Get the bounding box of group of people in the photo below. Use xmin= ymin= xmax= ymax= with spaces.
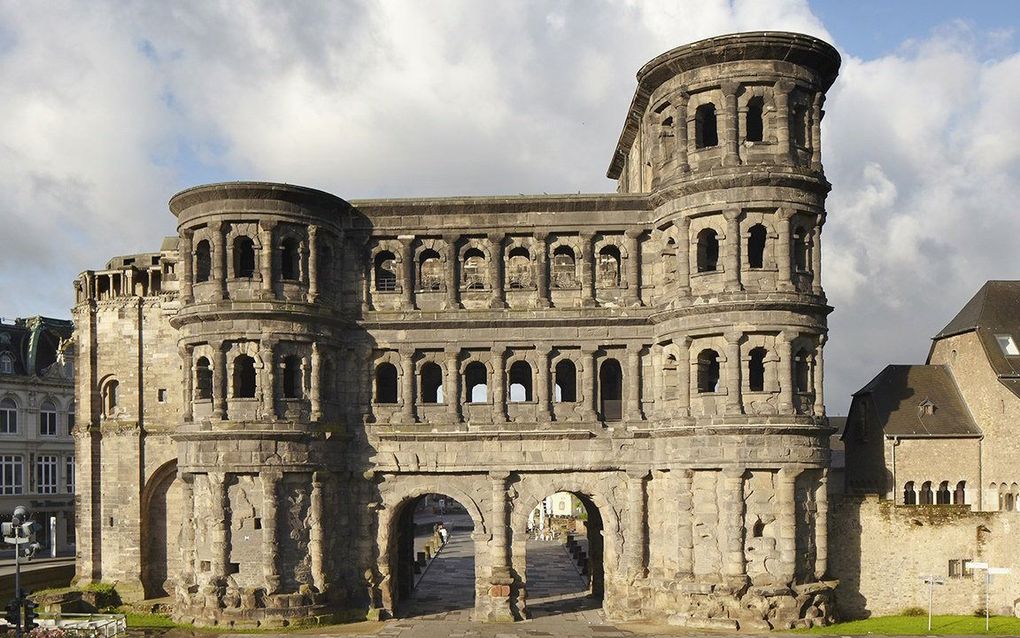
xmin=433 ymin=521 xmax=449 ymax=544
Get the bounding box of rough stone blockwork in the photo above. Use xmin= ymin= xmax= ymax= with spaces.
xmin=72 ymin=31 xmax=842 ymax=629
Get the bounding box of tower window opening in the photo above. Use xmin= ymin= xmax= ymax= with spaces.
xmin=554 ymin=359 xmax=577 ymax=403
xmin=465 ymin=361 xmax=488 ymax=403
xmin=319 ymin=244 xmax=333 ymax=289
xmin=419 ymin=249 xmax=443 ymax=291
xmin=281 ymin=237 xmax=301 ymax=281
xmin=234 ymin=236 xmax=256 ymax=278
xmin=791 ymin=101 xmax=809 ymax=147
xmin=551 ymin=246 xmax=576 ymax=288
xmin=919 ymin=481 xmax=934 ymax=505
xmin=463 ymin=248 xmax=487 ymax=290
xmin=746 ymin=97 xmax=764 ymax=142
xmin=794 ymin=348 xmax=811 ymax=393
xmin=936 ymin=481 xmax=951 ymax=505
xmin=195 ymin=356 xmax=213 ymax=400
xmin=101 ymin=379 xmax=119 ymax=417
xmin=792 ymin=227 xmax=809 ymax=272
xmin=748 ymin=224 xmax=767 ymax=269
xmin=508 ymin=360 xmax=533 ymax=402
xmin=697 ymin=349 xmax=720 ymax=393
xmin=233 ymin=355 xmax=256 ymax=398
xmin=195 ymin=240 xmax=211 ymax=283
xmin=507 ymin=247 xmax=532 ymax=290
xmin=420 ymin=362 xmax=444 ymax=404
xmin=953 ymin=481 xmax=966 ymax=505
xmin=375 ymin=251 xmax=397 ymax=292
xmin=599 ymin=358 xmax=622 ymax=421
xmin=597 ymin=245 xmax=621 ymax=288
xmin=903 ymin=481 xmax=917 ymax=505
xmin=748 ymin=347 xmax=767 ymax=392
xmin=697 ymin=228 xmax=719 ymax=273
xmin=695 ymin=103 xmax=718 ymax=148
xmin=282 ymin=355 xmax=303 ymax=399
xmin=375 ymin=363 xmax=398 ymax=404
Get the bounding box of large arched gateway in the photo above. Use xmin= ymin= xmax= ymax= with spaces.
xmin=72 ymin=31 xmax=840 ymax=630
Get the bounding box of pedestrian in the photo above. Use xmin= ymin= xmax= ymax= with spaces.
xmin=438 ymin=521 xmax=449 ymax=545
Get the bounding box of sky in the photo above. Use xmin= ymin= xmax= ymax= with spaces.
xmin=2 ymin=0 xmax=1020 ymax=414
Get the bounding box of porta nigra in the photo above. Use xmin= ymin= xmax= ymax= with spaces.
xmin=72 ymin=32 xmax=841 ymax=630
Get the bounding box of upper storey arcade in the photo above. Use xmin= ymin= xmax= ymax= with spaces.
xmin=607 ymin=32 xmax=841 ymax=194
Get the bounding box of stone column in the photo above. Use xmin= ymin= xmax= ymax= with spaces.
xmin=307 ymin=225 xmax=319 ymax=303
xmin=488 ymin=233 xmax=506 ymax=309
xmin=678 ymin=337 xmax=692 ymax=417
xmin=444 ymin=347 xmax=461 ymax=422
xmin=213 ymin=340 xmax=227 ymax=420
xmin=211 ymin=222 xmax=227 ymax=300
xmin=125 ymin=267 xmax=136 ymax=297
xmin=581 ymin=346 xmax=598 ymax=420
xmin=444 ymin=234 xmax=460 ymax=310
xmin=534 ymin=233 xmax=551 ymax=308
xmin=674 ymin=89 xmax=690 ymax=173
xmin=774 ymin=80 xmax=794 ymax=165
xmin=209 ymin=472 xmax=229 ymax=582
xmin=625 ymin=345 xmax=642 ymax=421
xmin=180 ymin=344 xmax=194 ymax=422
xmin=778 ymin=331 xmax=794 ymax=414
xmin=310 ymin=472 xmax=326 ymax=591
xmin=776 ymin=209 xmax=794 ymax=291
xmin=811 ymin=214 xmax=824 ymax=295
xmin=814 ymin=334 xmax=826 ymax=416
xmin=488 ymin=471 xmax=513 ymax=620
xmin=180 ymin=230 xmax=194 ymax=303
xmin=399 ymin=347 xmax=416 ymax=423
xmin=180 ymin=473 xmax=197 ymax=583
xmin=776 ymin=467 xmax=798 ymax=583
xmin=536 ymin=347 xmax=552 ymax=422
xmin=626 ymin=470 xmax=648 ymax=578
xmin=652 ymin=343 xmax=664 ymax=418
xmin=310 ymin=341 xmax=321 ymax=421
xmin=724 ymin=331 xmax=743 ymax=415
xmin=815 ymin=470 xmax=829 ymax=579
xmin=400 ymin=236 xmax=415 ymax=310
xmin=623 ymin=229 xmax=641 ymax=306
xmin=724 ymin=209 xmax=742 ymax=292
xmin=722 ymin=468 xmax=747 ymax=580
xmin=491 ymin=346 xmax=506 ymax=423
xmin=261 ymin=339 xmax=276 ymax=420
xmin=579 ymin=232 xmax=596 ymax=307
xmin=721 ymin=81 xmax=740 ymax=166
xmin=810 ymin=93 xmax=824 ymax=171
xmin=675 ymin=469 xmax=694 ymax=577
xmin=259 ymin=220 xmax=276 ymax=298
xmin=261 ymin=471 xmax=281 ymax=593
xmin=677 ymin=217 xmax=691 ymax=295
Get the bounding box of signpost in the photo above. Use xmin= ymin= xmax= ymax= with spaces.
xmin=921 ymin=574 xmax=944 ymax=631
xmin=2 ymin=506 xmax=42 ymax=638
xmin=965 ymin=561 xmax=1011 ymax=631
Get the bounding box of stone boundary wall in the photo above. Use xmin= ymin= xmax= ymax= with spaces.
xmin=830 ymin=495 xmax=1020 ymax=618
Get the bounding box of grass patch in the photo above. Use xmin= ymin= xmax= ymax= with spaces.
xmin=799 ymin=614 xmax=1020 ymax=635
xmin=122 ymin=611 xmax=181 ymax=629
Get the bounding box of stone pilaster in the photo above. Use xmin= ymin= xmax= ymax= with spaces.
xmin=623 ymin=229 xmax=641 ymax=306
xmin=180 ymin=230 xmax=194 ymax=303
xmin=536 ymin=346 xmax=552 ymax=422
xmin=722 ymin=468 xmax=747 ymax=580
xmin=534 ymin=232 xmax=551 ymax=308
xmin=776 ymin=208 xmax=794 ymax=291
xmin=213 ymin=340 xmax=227 ymax=420
xmin=261 ymin=471 xmax=281 ymax=593
xmin=180 ymin=472 xmax=197 ymax=585
xmin=444 ymin=347 xmax=461 ymax=422
xmin=399 ymin=347 xmax=416 ymax=424
xmin=491 ymin=346 xmax=506 ymax=423
xmin=211 ymin=222 xmax=227 ymax=300
xmin=261 ymin=339 xmax=276 ymax=420
xmin=625 ymin=345 xmax=642 ymax=421
xmin=678 ymin=337 xmax=692 ymax=417
xmin=776 ymin=467 xmax=798 ymax=583
xmin=814 ymin=334 xmax=826 ymax=416
xmin=724 ymin=331 xmax=743 ymax=415
xmin=721 ymin=81 xmax=740 ymax=166
xmin=677 ymin=217 xmax=691 ymax=295
xmin=815 ymin=470 xmax=828 ymax=579
xmin=487 ymin=471 xmax=514 ymax=621
xmin=724 ymin=209 xmax=742 ymax=292
xmin=444 ymin=234 xmax=460 ymax=310
xmin=581 ymin=346 xmax=598 ymax=421
xmin=399 ymin=236 xmax=414 ymax=310
xmin=626 ymin=470 xmax=648 ymax=578
xmin=488 ymin=233 xmax=506 ymax=309
xmin=675 ymin=469 xmax=694 ymax=577
xmin=674 ymin=89 xmax=690 ymax=173
xmin=307 ymin=225 xmax=319 ymax=303
xmin=310 ymin=472 xmax=325 ymax=591
xmin=811 ymin=214 xmax=824 ymax=295
xmin=310 ymin=341 xmax=321 ymax=421
xmin=778 ymin=331 xmax=794 ymax=414
xmin=811 ymin=93 xmax=824 ymax=171
xmin=775 ymin=80 xmax=794 ymax=164
xmin=209 ymin=472 xmax=229 ymax=583
xmin=259 ymin=220 xmax=276 ymax=298
xmin=579 ymin=232 xmax=596 ymax=307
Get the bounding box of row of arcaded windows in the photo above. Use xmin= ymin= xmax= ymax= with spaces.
xmin=902 ymin=480 xmax=967 ymax=506
xmin=692 ymin=347 xmax=814 ymax=393
xmin=192 ymin=354 xmax=306 ymax=401
xmin=373 ymin=245 xmax=623 ymax=293
xmin=194 ymin=236 xmax=331 ymax=285
xmin=691 ymin=96 xmax=809 ymax=150
xmin=992 ymin=482 xmax=1019 ymax=511
xmin=695 ymin=224 xmax=810 ymax=273
xmin=374 ymin=358 xmax=623 ymax=419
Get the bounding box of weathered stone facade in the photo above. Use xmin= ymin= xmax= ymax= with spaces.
xmin=72 ymin=32 xmax=840 ymax=629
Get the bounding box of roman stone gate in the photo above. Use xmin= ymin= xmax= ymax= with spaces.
xmin=72 ymin=32 xmax=840 ymax=630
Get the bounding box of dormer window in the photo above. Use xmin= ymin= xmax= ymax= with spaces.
xmin=995 ymin=334 xmax=1019 ymax=356
xmin=0 ymin=353 xmax=13 ymax=375
xmin=918 ymin=399 xmax=936 ymax=416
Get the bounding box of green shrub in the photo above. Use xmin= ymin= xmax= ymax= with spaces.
xmin=82 ymin=582 xmax=121 ymax=610
xmin=902 ymin=606 xmax=926 ymax=617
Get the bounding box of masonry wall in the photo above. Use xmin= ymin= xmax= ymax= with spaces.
xmin=830 ymin=495 xmax=1020 ymax=618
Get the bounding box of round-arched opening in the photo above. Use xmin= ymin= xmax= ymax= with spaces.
xmin=696 ymin=228 xmax=719 ymax=272
xmin=524 ymin=491 xmax=604 ymax=618
xmin=465 ymin=361 xmax=488 ymax=403
xmin=419 ymin=249 xmax=443 ymax=291
xmin=391 ymin=493 xmax=476 ymax=619
xmin=375 ymin=362 xmax=398 ymax=404
xmin=599 ymin=358 xmax=622 ymax=421
xmin=233 ymin=236 xmax=256 ymax=278
xmin=375 ymin=251 xmax=398 ymax=292
xmin=508 ymin=360 xmax=533 ymax=402
xmin=233 ymin=355 xmax=256 ymax=399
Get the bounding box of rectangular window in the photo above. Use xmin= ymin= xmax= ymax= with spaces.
xmin=157 ymin=389 xmax=167 ymax=403
xmin=948 ymin=558 xmax=974 ymax=579
xmin=67 ymin=413 xmax=75 ymax=434
xmin=40 ymin=410 xmax=57 ymax=436
xmin=0 ymin=405 xmax=16 ymax=434
xmin=0 ymin=455 xmax=23 ymax=495
xmin=995 ymin=334 xmax=1019 ymax=356
xmin=36 ymin=455 xmax=57 ymax=495
xmin=65 ymin=456 xmax=75 ymax=493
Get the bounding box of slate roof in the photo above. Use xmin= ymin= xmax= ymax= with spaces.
xmin=851 ymin=364 xmax=981 ymax=437
xmin=0 ymin=316 xmax=73 ymax=377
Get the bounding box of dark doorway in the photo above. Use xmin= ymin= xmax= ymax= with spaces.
xmin=393 ymin=493 xmax=475 ymax=619
xmin=525 ymin=491 xmax=604 ymax=618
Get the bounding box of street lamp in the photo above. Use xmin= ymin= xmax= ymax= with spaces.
xmin=965 ymin=561 xmax=1012 ymax=632
xmin=2 ymin=505 xmax=42 ymax=638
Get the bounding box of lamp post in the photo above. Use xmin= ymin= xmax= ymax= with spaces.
xmin=921 ymin=574 xmax=944 ymax=632
xmin=965 ymin=562 xmax=1012 ymax=632
xmin=2 ymin=505 xmax=42 ymax=638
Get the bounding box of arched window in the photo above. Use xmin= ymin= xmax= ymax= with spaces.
xmin=194 ymin=240 xmax=211 ymax=283
xmin=998 ymin=483 xmax=1008 ymax=511
xmin=234 ymin=236 xmax=256 ymax=278
xmin=748 ymin=224 xmax=767 ymax=269
xmin=39 ymin=400 xmax=57 ymax=436
xmin=599 ymin=359 xmax=622 ymax=421
xmin=794 ymin=348 xmax=811 ymax=394
xmin=919 ymin=481 xmax=934 ymax=505
xmin=319 ymin=244 xmax=333 ymax=290
xmin=507 ymin=247 xmax=532 ymax=290
xmin=663 ymin=353 xmax=678 ymax=399
xmin=418 ymin=249 xmax=443 ymax=291
xmin=936 ymin=481 xmax=951 ymax=505
xmin=195 ymin=356 xmax=213 ymax=400
xmin=695 ymin=103 xmax=718 ymax=148
xmin=101 ymin=379 xmax=119 ymax=418
xmin=233 ymin=355 xmax=256 ymax=398
xmin=0 ymin=398 xmax=17 ymax=433
xmin=597 ymin=246 xmax=621 ymax=288
xmin=555 ymin=359 xmax=577 ymax=403
xmin=508 ymin=361 xmax=533 ymax=402
xmin=463 ymin=248 xmax=487 ymax=290
xmin=375 ymin=251 xmax=397 ymax=292
xmin=375 ymin=363 xmax=398 ymax=404
xmin=465 ymin=361 xmax=488 ymax=403
xmin=953 ymin=481 xmax=966 ymax=505
xmin=420 ymin=362 xmax=444 ymax=404
xmin=552 ymin=246 xmax=576 ymax=288
xmin=697 ymin=349 xmax=720 ymax=393
xmin=281 ymin=237 xmax=301 ymax=281
xmin=282 ymin=355 xmax=303 ymax=399
xmin=792 ymin=226 xmax=809 ymax=272
xmin=748 ymin=347 xmax=767 ymax=392
xmin=0 ymin=353 xmax=14 ymax=374
xmin=791 ymin=101 xmax=809 ymax=147
xmin=903 ymin=481 xmax=917 ymax=505
xmin=696 ymin=229 xmax=719 ymax=273
xmin=746 ymin=96 xmax=765 ymax=142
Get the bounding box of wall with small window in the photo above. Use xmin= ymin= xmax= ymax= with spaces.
xmin=689 ymin=336 xmax=729 ymax=417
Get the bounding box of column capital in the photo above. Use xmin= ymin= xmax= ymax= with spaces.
xmin=489 ymin=470 xmax=511 ymax=482
xmin=817 ymin=333 xmax=828 ymax=347
xmin=626 ymin=468 xmax=649 ymax=481
xmin=398 ymin=346 xmax=415 ymax=358
xmin=724 ymin=330 xmax=743 ymax=345
xmin=208 ymin=220 xmax=224 ymax=233
xmin=778 ymin=329 xmax=797 ymax=343
xmin=581 ymin=344 xmax=598 ymax=356
xmin=444 ymin=345 xmax=460 ymax=357
xmin=181 ymin=228 xmax=195 ymax=240
xmin=443 ymin=232 xmax=460 ymax=245
xmin=487 ymin=232 xmax=504 ymax=245
xmin=308 ymin=224 xmax=319 ymax=238
xmin=775 ymin=78 xmax=796 ymax=94
xmin=719 ymin=80 xmax=740 ymax=97
xmin=776 ymin=207 xmax=795 ymax=221
xmin=534 ymin=231 xmax=549 ymax=242
xmin=723 ymin=466 xmax=747 ymax=480
xmin=259 ymin=219 xmax=278 ymax=232
xmin=490 ymin=345 xmax=506 ymax=358
xmin=624 ymin=228 xmax=642 ymax=240
xmin=723 ymin=208 xmax=742 ymax=223
xmin=669 ymin=86 xmax=691 ymax=102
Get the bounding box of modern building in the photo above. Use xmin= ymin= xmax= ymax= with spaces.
xmin=0 ymin=316 xmax=75 ymax=554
